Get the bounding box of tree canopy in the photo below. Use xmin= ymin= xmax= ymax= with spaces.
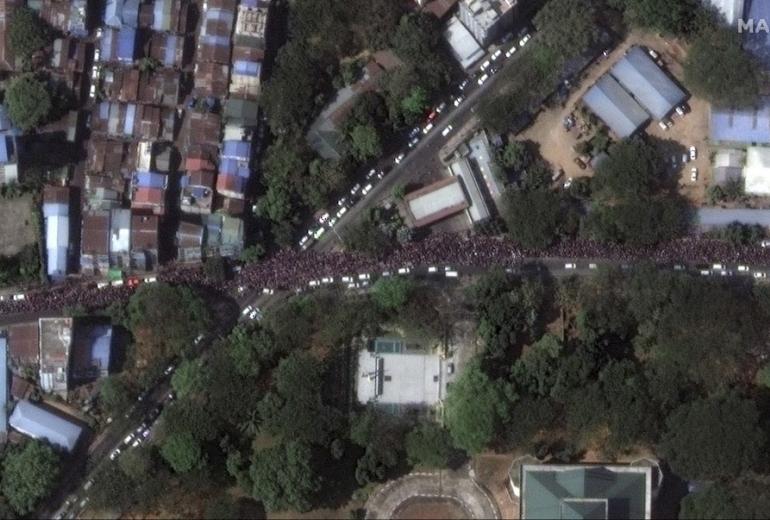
xmin=4 ymin=75 xmax=52 ymax=132
xmin=534 ymin=0 xmax=598 ymax=58
xmin=247 ymin=442 xmax=321 ymax=512
xmin=7 ymin=7 xmax=52 ymax=63
xmin=1 ymin=440 xmax=60 ymax=515
xmin=405 ymin=422 xmax=454 ymax=468
xmin=161 ymin=431 xmax=204 ymax=473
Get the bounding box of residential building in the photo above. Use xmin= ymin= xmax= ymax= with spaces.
xmin=92 ymin=102 xmax=175 ymax=141
xmin=130 ymin=213 xmax=160 ymax=270
xmin=742 ymin=146 xmax=770 ymax=195
xmin=180 ymin=170 xmax=215 ymax=214
xmin=197 ymin=1 xmax=236 ymax=65
xmin=610 ymin=46 xmax=687 ymax=121
xmin=743 ymin=0 xmax=770 ymax=68
xmin=583 ymin=75 xmax=650 ymax=139
xmin=512 ymin=461 xmax=656 ymax=519
xmin=457 ymin=0 xmax=517 ymax=48
xmin=448 ymin=158 xmax=491 ymax=223
xmin=710 ymin=97 xmax=770 ymax=145
xmin=149 ymin=32 xmax=188 ymax=68
xmin=356 ymin=337 xmax=447 ymax=411
xmin=80 ymin=211 xmax=111 ymax=275
xmin=130 ymin=170 xmax=168 ymax=215
xmin=186 ymin=113 xmax=222 ymax=148
xmin=110 ymin=208 xmax=131 ymax=268
xmin=40 ymin=0 xmax=88 ymax=38
xmin=43 ymin=185 xmax=71 ymax=281
xmin=152 ymin=0 xmax=191 ymax=33
xmin=405 ymin=177 xmax=470 ymax=228
xmin=223 ymin=98 xmax=260 ymax=127
xmin=216 ymin=140 xmax=251 ymax=200
xmin=176 ymin=220 xmax=204 ymax=263
xmin=204 ymin=213 xmax=243 ymax=257
xmin=100 ymin=27 xmax=139 ymax=64
xmin=71 ymin=323 xmax=112 ymax=381
xmin=444 ymin=15 xmax=485 ymax=69
xmin=39 ymin=317 xmax=73 ymax=396
xmin=194 ymin=61 xmax=231 ymax=98
xmin=7 ymin=322 xmax=39 ymax=368
xmin=9 ymin=400 xmax=82 ymax=452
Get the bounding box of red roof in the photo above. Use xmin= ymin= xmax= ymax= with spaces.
xmin=133 ymin=187 xmax=164 ymax=205
xmin=186 ymin=157 xmax=216 ymax=172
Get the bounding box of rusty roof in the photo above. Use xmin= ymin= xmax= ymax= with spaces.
xmin=131 ymin=213 xmax=159 ymax=250
xmin=7 ymin=322 xmax=39 ymax=365
xmin=81 ymin=211 xmax=110 ymax=255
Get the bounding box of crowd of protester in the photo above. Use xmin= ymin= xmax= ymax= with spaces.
xmin=3 ymin=234 xmax=770 ymax=316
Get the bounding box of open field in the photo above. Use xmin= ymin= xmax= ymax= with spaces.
xmin=393 ymin=497 xmax=469 ymax=519
xmin=0 ymin=195 xmax=38 ymax=257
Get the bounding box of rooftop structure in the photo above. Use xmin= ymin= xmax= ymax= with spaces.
xmin=92 ymin=102 xmax=174 ymax=141
xmin=743 ymin=146 xmax=770 ymax=195
xmin=81 ymin=211 xmax=111 ymax=275
xmin=0 ymin=134 xmax=19 ymax=184
xmin=39 ymin=317 xmax=73 ymax=396
xmin=516 ymin=463 xmax=652 ymax=519
xmin=698 ymin=207 xmax=770 ymax=229
xmin=224 ymin=98 xmax=260 ymax=127
xmin=131 ymin=170 xmax=168 ymax=215
xmin=149 ymin=32 xmax=188 ymax=68
xmin=110 ymin=208 xmax=131 ymax=267
xmin=130 ymin=213 xmax=159 ymax=270
xmin=583 ymin=75 xmax=650 ymax=139
xmin=194 ymin=61 xmax=231 ymax=98
xmin=100 ymin=27 xmax=139 ymax=64
xmin=405 ymin=177 xmax=470 ymax=228
xmin=457 ymin=0 xmax=517 ymax=48
xmin=9 ymin=400 xmax=82 ymax=452
xmin=712 ymin=148 xmax=746 ymax=186
xmin=40 ymin=0 xmax=88 ymax=38
xmin=448 ymin=158 xmax=491 ymax=222
xmin=356 ymin=338 xmax=446 ymax=410
xmin=180 ymin=170 xmax=215 ymax=214
xmin=176 ymin=220 xmax=204 ymax=263
xmin=444 ymin=15 xmax=485 ymax=69
xmin=197 ymin=4 xmax=236 ymax=65
xmin=610 ymin=46 xmax=687 ymax=121
xmin=42 ymin=186 xmax=71 ymax=280
xmin=152 ymin=0 xmax=190 ymax=33
xmin=465 ymin=130 xmax=505 ymax=201
xmin=204 ymin=213 xmax=243 ymax=257
xmin=710 ymin=98 xmax=770 ymax=144
xmin=7 ymin=322 xmax=39 ymax=367
xmin=71 ymin=324 xmax=112 ymax=381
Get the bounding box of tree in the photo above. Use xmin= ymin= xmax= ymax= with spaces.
xmin=127 ymin=283 xmax=211 ymax=367
xmin=680 ymin=483 xmax=741 ymax=520
xmin=228 ymin=325 xmax=281 ymax=378
xmin=258 ymin=352 xmax=339 ymax=445
xmin=203 ymin=255 xmax=227 ymax=283
xmin=400 ymin=86 xmax=429 ymax=122
xmin=371 ymin=277 xmax=413 ymax=311
xmin=4 ymin=75 xmax=52 ymax=132
xmin=534 ymin=0 xmax=597 ymax=58
xmin=497 ymin=141 xmax=532 ymax=172
xmin=350 ymin=408 xmax=405 ymax=485
xmin=344 ymin=218 xmax=393 ymax=257
xmin=621 ymin=0 xmax=699 ymax=35
xmin=248 ymin=442 xmax=321 ymax=512
xmin=511 ymin=334 xmax=564 ymax=397
xmin=348 ymin=124 xmax=382 ymax=161
xmin=501 ymin=188 xmax=563 ymax=249
xmin=582 ymin=196 xmax=690 ymax=246
xmin=444 ymin=360 xmax=510 ymax=454
xmin=405 ymin=422 xmax=454 ymax=468
xmin=354 ymin=0 xmax=404 ymax=49
xmin=161 ymin=431 xmax=204 ymax=473
xmin=684 ymin=27 xmax=759 ymax=108
xmin=592 ymin=140 xmax=662 ymax=200
xmin=1 ymin=440 xmax=60 ymax=515
xmin=118 ymin=447 xmax=154 ymax=482
xmin=99 ymin=375 xmax=133 ymax=416
xmin=7 ymin=7 xmax=52 ymax=63
xmin=660 ymin=393 xmax=765 ymax=480
xmin=171 ymin=359 xmax=208 ymax=399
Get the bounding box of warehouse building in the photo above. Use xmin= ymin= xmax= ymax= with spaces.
xmin=405 ymin=177 xmax=470 ymax=228
xmin=582 ymin=75 xmax=649 ymax=139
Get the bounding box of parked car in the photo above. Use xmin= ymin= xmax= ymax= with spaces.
xmin=689 ymin=146 xmax=697 ymax=160
xmin=422 ymin=122 xmax=434 ymax=134
xmin=441 ymin=125 xmax=453 ymax=137
xmin=362 ymin=183 xmax=373 ymax=196
xmin=491 ymin=49 xmax=503 ymax=60
xmin=573 ymin=157 xmax=587 ymax=170
xmin=477 ymin=73 xmax=489 ymax=86
xmin=505 ymin=46 xmax=517 ymax=58
xmin=350 ymin=183 xmax=362 ymax=196
xmin=458 ymin=79 xmax=470 ymax=91
xmin=394 ymin=153 xmax=405 ymax=165
xmin=480 ymin=59 xmax=491 ymax=70
xmin=564 ymin=263 xmax=577 ymax=270
xmin=452 ymin=95 xmax=464 ymax=107
xmin=690 ymin=167 xmax=698 ymax=182
xmin=519 ymin=33 xmax=531 ymax=46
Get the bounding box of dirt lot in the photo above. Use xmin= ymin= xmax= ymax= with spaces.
xmin=393 ymin=497 xmax=469 ymax=519
xmin=0 ymin=194 xmax=38 ymax=257
xmin=518 ymin=31 xmax=710 ymax=205
xmin=472 ymin=453 xmax=519 ymax=519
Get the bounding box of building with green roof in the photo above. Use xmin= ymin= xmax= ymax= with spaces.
xmin=517 ymin=464 xmax=652 ymax=519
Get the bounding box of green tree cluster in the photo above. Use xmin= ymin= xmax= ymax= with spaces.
xmin=1 ymin=441 xmax=60 ymax=515
xmin=4 ymin=75 xmax=53 ymax=132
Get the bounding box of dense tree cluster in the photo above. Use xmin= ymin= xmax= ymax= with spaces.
xmin=1 ymin=440 xmax=60 ymax=515
xmin=4 ymin=75 xmax=53 ymax=132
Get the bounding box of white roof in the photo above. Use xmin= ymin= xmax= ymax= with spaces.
xmin=45 ymin=213 xmax=69 ymax=278
xmin=706 ymin=0 xmax=744 ymax=25
xmin=444 ymin=16 xmax=485 ymax=70
xmin=110 ymin=208 xmax=131 ymax=254
xmin=744 ymin=146 xmax=770 ymax=194
xmin=449 ymin=158 xmax=490 ymax=222
xmin=9 ymin=400 xmax=82 ymax=452
xmin=356 ymin=349 xmax=444 ymax=406
xmin=407 ymin=178 xmax=468 ymax=224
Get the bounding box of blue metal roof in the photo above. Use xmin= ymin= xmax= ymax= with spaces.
xmin=744 ymin=0 xmax=770 ymax=67
xmin=9 ymin=400 xmax=82 ymax=452
xmin=206 ymin=8 xmax=235 ymax=26
xmin=233 ymin=60 xmax=261 ymax=76
xmin=219 ymin=158 xmax=250 ymax=178
xmin=583 ymin=75 xmax=649 ymax=138
xmin=711 ymin=98 xmax=770 ymax=144
xmin=162 ymin=35 xmax=178 ymax=67
xmin=123 ymin=0 xmax=140 ymax=27
xmin=610 ymin=46 xmax=686 ymax=120
xmin=104 ymin=0 xmax=124 ymax=28
xmin=201 ymin=34 xmax=230 ymax=47
xmin=117 ymin=28 xmax=137 ymax=62
xmin=222 ymin=140 xmax=251 ymax=160
xmin=124 ymin=104 xmax=137 ymax=136
xmin=100 ymin=29 xmax=115 ymax=61
xmin=0 ymin=337 xmax=7 ymax=434
xmin=0 ymin=137 xmax=8 ymax=163
xmin=134 ymin=171 xmax=167 ymax=189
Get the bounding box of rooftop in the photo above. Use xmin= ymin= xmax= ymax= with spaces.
xmin=9 ymin=400 xmax=82 ymax=452
xmin=405 ymin=177 xmax=470 ymax=228
xmin=583 ymin=75 xmax=649 ymax=139
xmin=710 ymin=98 xmax=770 ymax=144
xmin=39 ymin=317 xmax=73 ymax=395
xmin=7 ymin=322 xmax=39 ymax=366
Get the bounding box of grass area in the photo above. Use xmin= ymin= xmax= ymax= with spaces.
xmin=0 ymin=194 xmax=38 ymax=256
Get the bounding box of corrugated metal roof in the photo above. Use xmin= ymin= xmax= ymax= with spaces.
xmin=100 ymin=29 xmax=115 ymax=61
xmin=0 ymin=337 xmax=7 ymax=433
xmin=711 ymin=98 xmax=770 ymax=144
xmin=133 ymin=170 xmax=167 ymax=189
xmin=583 ymin=75 xmax=649 ymax=139
xmin=104 ymin=0 xmax=124 ymax=28
xmin=117 ymin=28 xmax=137 ymax=62
xmin=0 ymin=137 xmax=7 ymax=163
xmin=233 ymin=59 xmax=261 ymax=76
xmin=124 ymin=103 xmax=137 ymax=137
xmin=610 ymin=46 xmax=686 ymax=121
xmin=123 ymin=0 xmax=140 ymax=27
xmin=222 ymin=140 xmax=251 ymax=160
xmin=9 ymin=400 xmax=82 ymax=452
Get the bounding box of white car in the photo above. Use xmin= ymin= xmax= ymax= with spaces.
xmin=336 ymin=206 xmax=347 ymax=219
xmin=12 ymin=293 xmax=24 ymax=301
xmin=673 ymin=264 xmax=685 ymax=271
xmin=762 ymin=239 xmax=770 ymax=248
xmin=658 ymin=121 xmax=668 ymax=131
xmin=648 ymin=48 xmax=659 ymax=59
xmin=299 ymin=235 xmax=310 ymax=249
xmin=164 ymin=363 xmax=175 ymax=375
xmin=505 ymin=46 xmax=517 ymax=58
xmin=144 ymin=276 xmax=157 ymax=283
xmin=89 ymin=84 xmax=96 ymax=98
xmin=350 ymin=183 xmax=362 ymax=196
xmin=690 ymin=167 xmax=698 ymax=182
xmin=328 ymin=216 xmax=338 ymax=227
xmin=428 ymin=266 xmax=438 ymax=273
xmin=422 ymin=122 xmax=434 ymax=135
xmin=738 ymin=265 xmax=750 ymax=272
xmin=435 ymin=102 xmax=447 ymax=114
xmin=341 ymin=276 xmax=352 ymax=283
xmin=675 ymin=106 xmax=686 ymax=117
xmin=491 ymin=49 xmax=503 ymax=60
xmin=242 ymin=305 xmax=253 ymax=316
xmin=309 ymin=280 xmax=319 ymax=287
xmin=445 ymin=270 xmax=459 ymax=278
xmin=94 ymin=47 xmax=101 ymax=62
xmin=109 ymin=448 xmax=121 ymax=460
xmin=96 ymin=282 xmax=109 ymax=289
xmin=366 ymin=168 xmax=378 ymax=181
xmin=458 ymin=79 xmax=470 ymax=91
xmin=408 ymin=136 xmax=420 ymax=148
xmin=394 ymin=153 xmax=405 ymax=165
xmin=123 ymin=434 xmax=135 ymax=445
xmin=381 ymin=271 xmax=391 ymax=277
xmin=452 ymin=95 xmax=464 ymax=107
xmin=477 ymin=73 xmax=489 ymax=86
xmin=565 ymin=263 xmax=577 ymax=270
xmin=712 ymin=263 xmax=723 ymax=270
xmin=358 ymin=273 xmax=371 ymax=281
xmin=362 ymin=183 xmax=373 ymax=196
xmin=262 ymin=288 xmax=274 ymax=295
xmin=312 ymin=227 xmax=325 ymax=240
xmin=318 ymin=212 xmax=330 ymax=225
xmin=563 ymin=177 xmax=573 ymax=189
xmin=754 ymin=271 xmax=767 ymax=279
xmin=321 ymin=277 xmax=333 ymax=284
xmin=588 ymin=263 xmax=598 ymax=270
xmin=441 ymin=125 xmax=453 ymax=137
xmin=689 ymin=146 xmax=697 ymax=160
xmin=700 ymin=270 xmax=711 ymax=276
xmin=91 ymin=65 xmax=99 ymax=80
xmin=519 ymin=34 xmax=531 ymax=46
xmin=480 ymin=59 xmax=491 ymax=70
xmin=398 ymin=267 xmax=411 ymax=275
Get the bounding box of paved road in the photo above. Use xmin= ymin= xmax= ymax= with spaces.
xmin=365 ymin=467 xmax=499 ymax=520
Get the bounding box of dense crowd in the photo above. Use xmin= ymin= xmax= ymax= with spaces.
xmin=3 ymin=234 xmax=770 ymax=316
